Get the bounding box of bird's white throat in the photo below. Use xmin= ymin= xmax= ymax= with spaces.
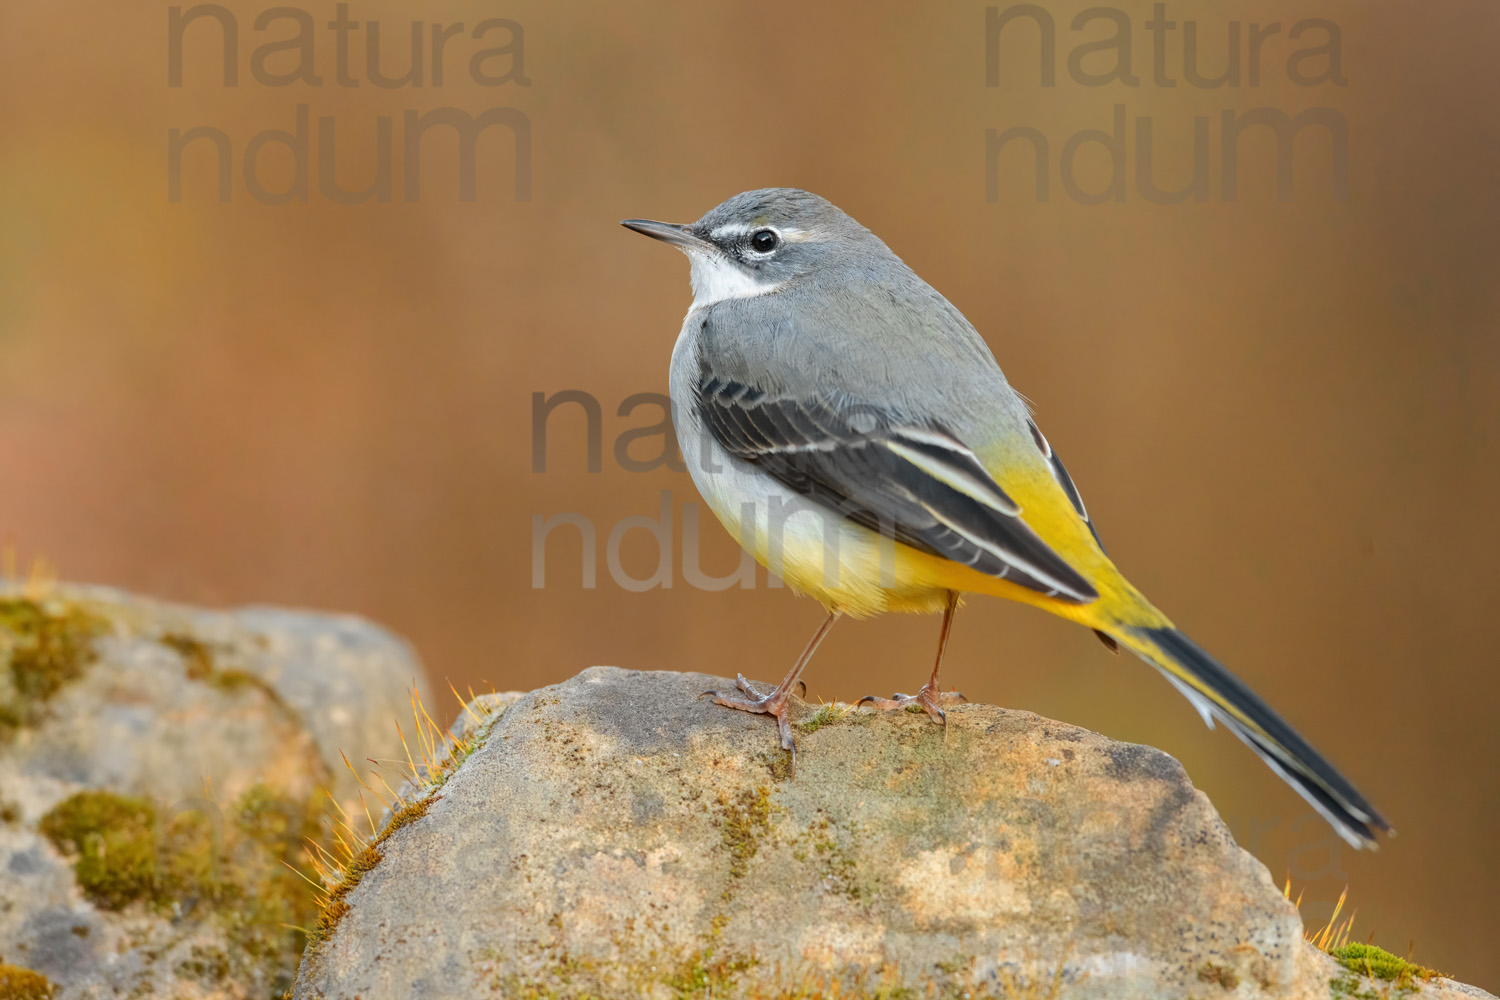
xmin=687 ymin=250 xmax=782 ymax=310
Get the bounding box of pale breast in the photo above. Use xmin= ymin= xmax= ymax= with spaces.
xmin=668 ymin=317 xmax=946 ymax=614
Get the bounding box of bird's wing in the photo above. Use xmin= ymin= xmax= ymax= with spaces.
xmin=693 ymin=374 xmax=1098 ymax=603
xmin=1024 ymin=418 xmax=1108 ymax=555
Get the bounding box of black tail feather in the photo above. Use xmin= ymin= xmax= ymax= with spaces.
xmin=1129 ymin=626 xmax=1392 ymax=848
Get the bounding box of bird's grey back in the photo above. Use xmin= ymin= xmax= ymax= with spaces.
xmin=689 ymin=200 xmax=1032 ymax=444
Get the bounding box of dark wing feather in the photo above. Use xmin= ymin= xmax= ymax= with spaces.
xmin=694 ymin=377 xmax=1098 ymax=603
xmin=1027 ymin=419 xmax=1107 ymax=554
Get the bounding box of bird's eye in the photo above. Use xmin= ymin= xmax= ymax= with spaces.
xmin=750 ymin=229 xmax=780 ymax=253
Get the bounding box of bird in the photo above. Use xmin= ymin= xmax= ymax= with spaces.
xmin=621 ymin=188 xmax=1391 ymax=849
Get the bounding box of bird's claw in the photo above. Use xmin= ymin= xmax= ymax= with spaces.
xmin=701 ymin=678 xmax=801 ymax=756
xmin=733 ymin=674 xmax=765 ymax=698
xmin=857 ymin=685 xmax=966 ymax=726
xmin=777 ymin=713 xmax=797 ymax=753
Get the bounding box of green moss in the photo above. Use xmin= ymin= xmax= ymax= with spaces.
xmin=0 ymin=597 xmax=105 ymax=729
xmin=0 ymin=964 xmax=59 ymax=1000
xmin=39 ymin=790 xmax=158 ymax=908
xmin=310 ymin=845 xmax=376 ymax=944
xmin=444 ymin=727 xmax=485 ymax=775
xmin=663 ymin=945 xmax=755 ymax=998
xmin=237 ymin=782 xmax=293 ymax=845
xmin=716 ymin=786 xmax=774 ymax=881
xmin=481 ymin=930 xmax=1042 ymax=1000
xmin=1330 ymin=972 xmax=1384 ymax=1000
xmin=1196 ymin=962 xmax=1240 ymax=990
xmin=210 ymin=667 xmax=261 ymax=693
xmin=308 ymin=794 xmax=437 ymax=947
xmin=765 ymin=750 xmax=795 ymax=782
xmin=160 ymin=632 xmax=214 ymax=680
xmin=812 ymin=827 xmax=863 ymax=900
xmin=383 ymin=794 xmax=437 ymax=837
xmin=304 ymin=695 xmax=511 ymax=964
xmin=483 ymin=944 xmax=606 ymax=1000
xmin=797 ymin=702 xmax=852 ymax=734
xmin=38 ymin=790 xmax=244 ymax=910
xmin=175 ymin=944 xmax=230 ymax=983
xmin=159 ymin=631 xmax=282 ymax=701
xmin=1329 ymin=943 xmax=1437 ymax=988
xmin=39 ymin=785 xmax=327 ymax=988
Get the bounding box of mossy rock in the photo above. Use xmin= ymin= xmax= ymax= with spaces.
xmin=293 ymin=667 xmax=1301 ymax=999
xmin=0 ymin=964 xmax=59 ymax=1000
xmin=0 ymin=582 xmax=433 ymax=1000
xmin=38 ymin=791 xmax=159 ymax=910
xmin=34 ymin=785 xmax=327 ymax=988
xmin=1328 ymin=942 xmax=1439 ymax=990
xmin=0 ymin=596 xmax=105 ymax=730
xmin=293 ymin=668 xmax=1498 ymax=1000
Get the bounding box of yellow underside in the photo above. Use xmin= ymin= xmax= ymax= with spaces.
xmin=723 ymin=443 xmax=1173 ymax=635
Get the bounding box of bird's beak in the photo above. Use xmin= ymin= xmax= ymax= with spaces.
xmin=620 ymin=219 xmax=713 ymax=252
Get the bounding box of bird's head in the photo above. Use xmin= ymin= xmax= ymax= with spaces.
xmin=622 ymin=188 xmax=879 ymax=309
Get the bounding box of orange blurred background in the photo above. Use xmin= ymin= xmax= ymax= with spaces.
xmin=2 ymin=0 xmax=1497 ymax=985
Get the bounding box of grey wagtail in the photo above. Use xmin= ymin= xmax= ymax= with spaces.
xmin=622 ymin=188 xmax=1390 ymax=848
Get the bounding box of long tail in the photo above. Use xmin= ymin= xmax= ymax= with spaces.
xmin=1108 ymin=624 xmax=1392 ymax=849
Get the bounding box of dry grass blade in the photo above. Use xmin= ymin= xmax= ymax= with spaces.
xmin=303 ymin=684 xmax=507 ymax=950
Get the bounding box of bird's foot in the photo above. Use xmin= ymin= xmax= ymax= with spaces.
xmin=701 ymin=674 xmax=805 ymax=752
xmin=857 ymin=684 xmax=967 ymax=725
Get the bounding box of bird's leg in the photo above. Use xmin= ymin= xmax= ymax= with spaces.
xmin=703 ymin=610 xmax=840 ymax=754
xmin=858 ymin=591 xmax=967 ymax=725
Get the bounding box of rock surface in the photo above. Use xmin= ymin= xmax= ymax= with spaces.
xmin=292 ymin=667 xmax=1495 ymax=1000
xmin=0 ymin=583 xmax=430 ymax=999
